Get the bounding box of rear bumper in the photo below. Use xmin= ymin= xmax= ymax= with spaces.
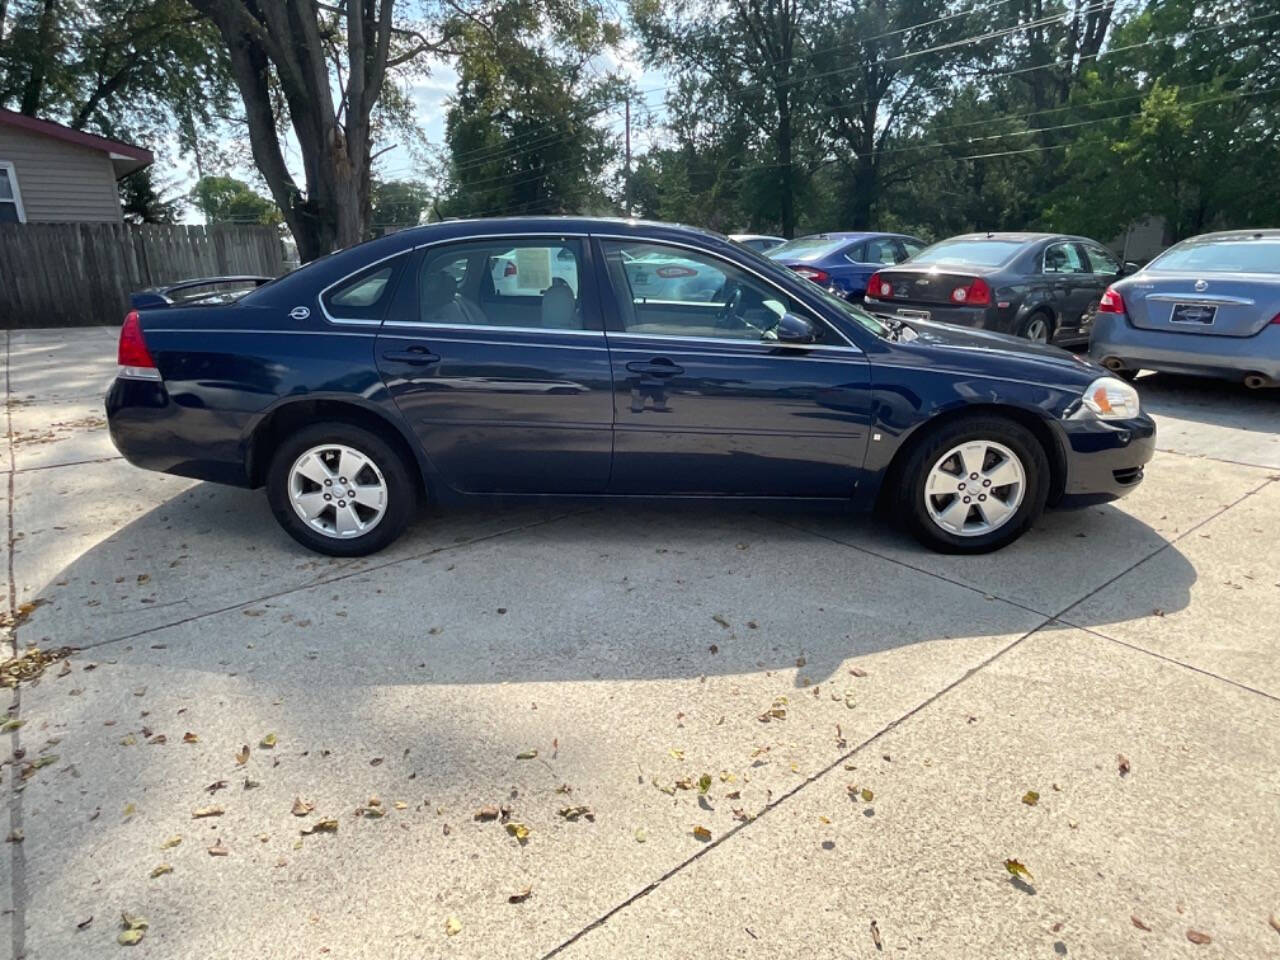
xmin=106 ymin=376 xmax=252 ymax=486
xmin=1054 ymin=413 xmax=1156 ymax=507
xmin=865 ymin=296 xmax=995 ymax=330
xmin=1090 ymin=312 xmax=1280 ymax=380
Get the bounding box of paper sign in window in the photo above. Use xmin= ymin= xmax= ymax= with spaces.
xmin=514 ymin=248 xmax=552 ymax=291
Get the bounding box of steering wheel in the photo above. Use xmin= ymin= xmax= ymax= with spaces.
xmin=714 ymin=282 xmax=747 ymax=330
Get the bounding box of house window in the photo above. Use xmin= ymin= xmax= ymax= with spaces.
xmin=0 ymin=162 xmax=25 ymax=223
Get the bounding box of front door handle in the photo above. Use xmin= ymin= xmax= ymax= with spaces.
xmin=382 ymin=347 xmax=440 ymax=366
xmin=626 ymin=359 xmax=684 ymax=377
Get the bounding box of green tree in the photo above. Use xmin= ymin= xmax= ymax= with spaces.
xmin=437 ymin=1 xmax=626 ymax=219
xmin=191 ymin=174 xmax=280 ymax=225
xmin=119 ymin=167 xmax=185 ymax=223
xmin=370 ymin=179 xmax=432 ymax=229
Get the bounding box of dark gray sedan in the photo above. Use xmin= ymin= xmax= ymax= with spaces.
xmin=1090 ymin=229 xmax=1280 ymax=388
xmin=862 ymin=232 xmax=1134 ymax=346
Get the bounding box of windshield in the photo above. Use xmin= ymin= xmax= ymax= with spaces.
xmin=768 ymin=236 xmax=851 ymax=261
xmin=911 ymin=239 xmax=1022 ymax=268
xmin=1148 ymin=238 xmax=1280 ymax=275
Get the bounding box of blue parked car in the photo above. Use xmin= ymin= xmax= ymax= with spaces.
xmin=107 ymin=216 xmax=1153 ymax=557
xmin=769 ymin=231 xmax=926 ymax=300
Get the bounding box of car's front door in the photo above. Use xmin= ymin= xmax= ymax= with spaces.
xmin=595 ymin=237 xmax=874 ymax=497
xmin=374 ymin=236 xmax=614 ymax=494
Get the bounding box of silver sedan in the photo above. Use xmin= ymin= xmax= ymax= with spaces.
xmin=1090 ymin=229 xmax=1280 ymax=389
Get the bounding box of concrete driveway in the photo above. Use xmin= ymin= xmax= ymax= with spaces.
xmin=3 ymin=327 xmax=1278 ymax=959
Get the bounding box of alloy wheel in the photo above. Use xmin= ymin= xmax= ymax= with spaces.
xmin=287 ymin=443 xmax=388 ymax=539
xmin=924 ymin=440 xmax=1026 ymax=537
xmin=1023 ymin=316 xmax=1049 ymax=343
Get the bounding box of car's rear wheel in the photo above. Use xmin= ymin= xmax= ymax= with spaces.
xmin=266 ymin=422 xmax=416 ymax=556
xmin=894 ymin=416 xmax=1049 ymax=554
xmin=1018 ymin=310 xmax=1053 ymax=344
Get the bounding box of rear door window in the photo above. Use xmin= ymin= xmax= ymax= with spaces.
xmin=1042 ymin=242 xmax=1089 ymax=274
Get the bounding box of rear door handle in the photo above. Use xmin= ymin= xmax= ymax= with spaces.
xmin=626 ymin=359 xmax=684 ymax=377
xmin=382 ymin=347 xmax=440 ymax=366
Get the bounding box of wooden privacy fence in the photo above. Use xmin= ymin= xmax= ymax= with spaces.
xmin=0 ymin=222 xmax=287 ymax=328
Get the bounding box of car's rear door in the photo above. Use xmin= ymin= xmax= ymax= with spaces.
xmin=1040 ymin=240 xmax=1096 ymax=340
xmin=595 ymin=236 xmax=873 ymax=497
xmin=373 ymin=235 xmax=614 ymax=494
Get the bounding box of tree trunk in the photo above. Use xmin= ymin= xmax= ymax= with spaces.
xmin=776 ymin=94 xmax=795 ymax=238
xmin=18 ymin=0 xmax=58 ymax=115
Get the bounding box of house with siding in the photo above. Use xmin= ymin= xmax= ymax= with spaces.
xmin=0 ymin=109 xmax=152 ymax=223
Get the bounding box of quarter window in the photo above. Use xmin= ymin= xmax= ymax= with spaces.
xmin=863 ymin=238 xmax=900 ymax=265
xmin=1042 ymin=242 xmax=1089 ymax=274
xmin=0 ymin=162 xmax=25 ymax=223
xmin=322 ymin=257 xmax=402 ymax=322
xmin=601 ymin=240 xmax=817 ymax=343
xmin=416 ymin=239 xmax=585 ymax=330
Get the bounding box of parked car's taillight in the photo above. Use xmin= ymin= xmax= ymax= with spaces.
xmin=1271 ymin=312 xmax=1280 ymax=324
xmin=867 ymin=272 xmax=890 ymax=298
xmin=118 ymin=310 xmax=157 ymax=371
xmin=950 ymin=277 xmax=991 ymax=306
xmin=1098 ymin=286 xmax=1125 ymax=314
xmin=791 ymin=266 xmax=830 ymax=285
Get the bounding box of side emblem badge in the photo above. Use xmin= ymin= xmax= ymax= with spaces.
xmin=1193 ymin=279 xmax=1208 ymax=293
xmin=290 ymin=306 xmax=311 ymax=320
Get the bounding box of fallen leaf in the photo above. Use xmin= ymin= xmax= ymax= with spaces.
xmin=0 ymin=718 xmax=24 ymax=733
xmin=558 ymin=805 xmax=594 ymax=822
xmin=147 ymin=734 xmax=166 ymax=745
xmin=1269 ymin=913 xmax=1280 ymax=934
xmin=861 ymin=788 xmax=873 ymax=802
xmin=1131 ymin=915 xmax=1152 ymax=932
xmin=122 ymin=803 xmax=136 ymax=818
xmin=118 ymin=913 xmax=148 ymax=943
xmin=445 ymin=915 xmax=462 ymax=937
xmin=117 ymin=929 xmax=145 ymax=946
xmin=634 ymin=827 xmax=647 ymax=843
xmin=697 ymin=773 xmax=712 ymax=795
xmin=394 ymin=800 xmax=407 ymax=810
xmin=291 ymin=797 xmax=314 ymax=817
xmin=474 ymin=805 xmax=500 ymax=821
xmin=669 ymin=748 xmax=685 ymax=761
xmin=149 ymin=864 xmax=172 ymax=878
xmin=259 ymin=733 xmax=277 ymax=749
xmin=205 ymin=780 xmax=227 ymax=794
xmin=850 ymin=667 xmax=869 ymax=678
xmin=692 ymin=825 xmax=712 ymax=841
xmin=301 ymin=819 xmax=338 ymax=835
xmin=871 ymin=919 xmax=882 ymax=949
xmin=1022 ymin=790 xmax=1040 ymax=807
xmin=818 ymin=815 xmax=831 ymax=824
xmin=1118 ymin=754 xmax=1131 ymax=776
xmin=1004 ymin=859 xmax=1033 ymax=883
xmin=508 ymin=885 xmax=533 ymax=904
xmin=161 ymin=835 xmax=181 ymax=849
xmin=516 ymin=748 xmax=537 ymax=760
xmin=119 ymin=735 xmax=137 ymax=746
xmin=712 ymin=614 xmax=730 ymax=628
xmin=234 ymin=745 xmax=249 ymax=765
xmin=76 ymin=916 xmax=93 ymax=930
xmin=192 ymin=805 xmax=224 ymax=818
xmin=505 ymin=822 xmax=530 ymax=844
xmin=1186 ymin=929 xmax=1211 ymax=945
xmin=5 ymin=829 xmax=23 ymax=843
xmin=182 ymin=732 xmax=199 ymax=744
xmin=207 ymin=839 xmax=228 ymax=856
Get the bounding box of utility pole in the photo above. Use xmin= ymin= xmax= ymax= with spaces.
xmin=624 ymin=95 xmax=631 ymax=217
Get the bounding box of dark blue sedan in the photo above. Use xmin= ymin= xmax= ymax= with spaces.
xmin=106 ymin=217 xmax=1154 ymax=557
xmin=768 ymin=231 xmax=926 ymax=300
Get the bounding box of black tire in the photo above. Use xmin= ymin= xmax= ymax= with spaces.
xmin=893 ymin=415 xmax=1050 ymax=554
xmin=266 ymin=421 xmax=417 ymax=557
xmin=1017 ymin=309 xmax=1054 ymax=344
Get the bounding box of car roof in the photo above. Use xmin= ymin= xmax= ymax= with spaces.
xmin=729 ymin=233 xmax=784 ymax=241
xmin=940 ymin=232 xmax=1089 ymax=245
xmin=400 ymin=215 xmax=729 ymax=245
xmin=1177 ymin=228 xmax=1280 ymax=243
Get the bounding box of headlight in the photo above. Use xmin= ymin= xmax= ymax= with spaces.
xmin=1080 ymin=376 xmax=1140 ymax=419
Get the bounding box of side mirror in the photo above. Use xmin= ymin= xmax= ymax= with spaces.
xmin=775 ymin=312 xmax=817 ymax=344
xmin=1119 ymin=260 xmax=1141 ymax=277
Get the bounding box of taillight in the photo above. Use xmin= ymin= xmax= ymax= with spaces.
xmin=867 ymin=272 xmax=891 ymax=298
xmin=1098 ymin=286 xmax=1125 ymax=314
xmin=1270 ymin=312 xmax=1280 ymax=324
xmin=791 ymin=266 xmax=830 ymax=285
xmin=503 ymin=261 xmax=517 ymax=277
xmin=118 ymin=311 xmax=156 ymax=370
xmin=950 ymin=277 xmax=991 ymax=306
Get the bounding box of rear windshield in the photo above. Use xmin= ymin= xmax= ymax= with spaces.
xmin=1148 ymin=238 xmax=1280 ymax=275
xmin=768 ymin=236 xmax=850 ymax=261
xmin=911 ymin=239 xmax=1022 ymax=268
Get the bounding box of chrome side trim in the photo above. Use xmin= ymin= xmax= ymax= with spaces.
xmin=1144 ymin=293 xmax=1257 ymax=306
xmin=605 ymin=331 xmax=863 ymax=354
xmin=318 ymin=249 xmax=413 ymax=326
xmin=145 ymin=328 xmax=376 ymax=338
xmin=376 ymin=333 xmax=607 ymax=352
xmin=383 ymin=320 xmax=604 ymax=337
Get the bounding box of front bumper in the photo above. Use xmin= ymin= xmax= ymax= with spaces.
xmin=1090 ymin=312 xmax=1280 ymax=381
xmin=1054 ymin=412 xmax=1156 ymax=507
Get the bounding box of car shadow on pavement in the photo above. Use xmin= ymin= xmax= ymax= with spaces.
xmin=1136 ymin=372 xmax=1280 ymax=432
xmin=24 ymin=480 xmax=1198 ymax=691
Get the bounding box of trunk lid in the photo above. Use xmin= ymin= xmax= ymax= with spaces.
xmin=1122 ymin=274 xmax=1280 ymax=337
xmin=872 ymin=269 xmax=990 ymax=306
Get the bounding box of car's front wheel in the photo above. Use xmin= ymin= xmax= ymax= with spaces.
xmin=266 ymin=422 xmax=416 ymax=556
xmin=895 ymin=416 xmax=1049 ymax=554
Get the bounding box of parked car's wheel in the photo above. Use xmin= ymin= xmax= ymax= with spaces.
xmin=894 ymin=416 xmax=1049 ymax=554
xmin=266 ymin=422 xmax=416 ymax=557
xmin=1017 ymin=310 xmax=1054 ymax=344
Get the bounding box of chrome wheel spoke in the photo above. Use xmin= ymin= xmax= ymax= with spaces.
xmin=983 ymin=458 xmax=1021 ymax=489
xmin=351 ymin=483 xmax=384 ymax=508
xmin=334 ymin=503 xmax=361 ymax=536
xmin=928 ymin=471 xmax=963 ymax=495
xmin=294 ymin=491 xmax=329 ymax=519
xmin=937 ymin=496 xmax=971 ymax=532
xmin=957 ymin=443 xmax=986 ymax=478
xmin=976 ymin=495 xmax=1015 ymax=528
xmin=337 ymin=448 xmax=365 ymax=484
xmin=295 ymin=453 xmax=333 ymax=486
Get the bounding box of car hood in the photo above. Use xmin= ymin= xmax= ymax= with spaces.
xmin=896 ymin=316 xmax=1105 ymax=387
